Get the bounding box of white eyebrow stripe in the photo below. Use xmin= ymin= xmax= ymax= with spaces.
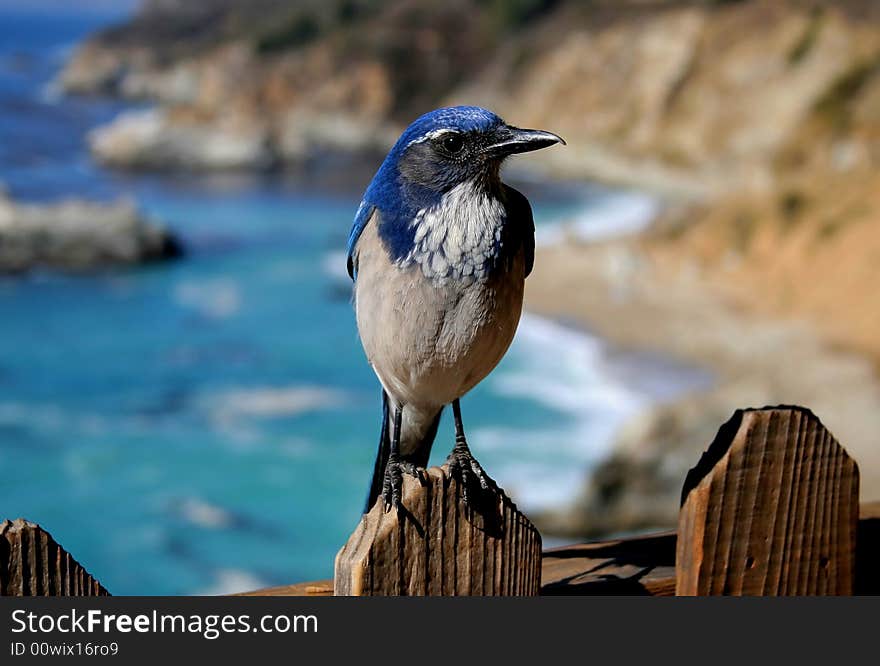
xmin=405 ymin=128 xmax=458 ymax=147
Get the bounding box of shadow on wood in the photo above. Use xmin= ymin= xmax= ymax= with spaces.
xmin=242 ymin=501 xmax=880 ymax=596
xmin=541 ymin=531 xmax=676 ymax=596
xmin=334 ymin=465 xmax=541 ymax=595
xmin=676 ymin=406 xmax=859 ymax=595
xmin=0 ymin=519 xmax=109 ymax=596
xmin=3 ymin=405 xmax=873 ymax=597
xmin=855 ymin=501 xmax=880 ymax=595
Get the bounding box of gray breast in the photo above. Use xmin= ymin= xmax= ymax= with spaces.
xmin=353 ymin=206 xmax=526 ymax=411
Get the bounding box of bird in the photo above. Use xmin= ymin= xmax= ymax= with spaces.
xmin=346 ymin=105 xmax=564 ymax=512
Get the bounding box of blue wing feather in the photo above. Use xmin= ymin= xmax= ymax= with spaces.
xmin=346 ymin=201 xmax=376 ymax=280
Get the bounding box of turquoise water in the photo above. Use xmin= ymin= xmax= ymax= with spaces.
xmin=0 ymin=9 xmax=703 ymax=595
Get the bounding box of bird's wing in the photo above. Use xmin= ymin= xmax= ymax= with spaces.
xmin=346 ymin=201 xmax=377 ymax=280
xmin=503 ymin=185 xmax=535 ymax=278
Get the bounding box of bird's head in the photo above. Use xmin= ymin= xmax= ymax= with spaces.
xmin=370 ymin=106 xmax=564 ymax=204
xmin=347 ymin=106 xmax=564 ymax=279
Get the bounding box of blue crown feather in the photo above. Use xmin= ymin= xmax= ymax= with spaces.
xmin=346 ymin=107 xmax=504 ymax=280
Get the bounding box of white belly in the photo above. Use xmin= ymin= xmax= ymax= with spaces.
xmin=354 ymin=221 xmax=525 ymax=411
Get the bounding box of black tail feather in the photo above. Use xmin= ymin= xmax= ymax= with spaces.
xmin=364 ymin=390 xmax=390 ymax=513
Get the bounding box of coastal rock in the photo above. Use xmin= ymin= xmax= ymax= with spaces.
xmin=89 ymin=108 xmax=277 ymax=171
xmin=58 ymin=1 xmax=880 ymax=195
xmin=56 ymin=42 xmax=127 ymax=96
xmin=0 ymin=193 xmax=181 ymax=273
xmin=54 ymin=0 xmax=496 ymax=173
xmin=277 ymin=110 xmax=397 ymax=162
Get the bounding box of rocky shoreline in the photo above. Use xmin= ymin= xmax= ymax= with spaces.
xmin=0 ymin=191 xmax=181 ymax=273
xmin=525 ymin=236 xmax=880 ymax=537
xmin=57 ymin=1 xmax=879 ymax=195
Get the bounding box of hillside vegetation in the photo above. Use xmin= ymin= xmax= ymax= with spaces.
xmin=62 ymin=0 xmax=880 ymax=355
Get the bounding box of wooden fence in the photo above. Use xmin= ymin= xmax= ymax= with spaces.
xmin=3 ymin=406 xmax=878 ymax=596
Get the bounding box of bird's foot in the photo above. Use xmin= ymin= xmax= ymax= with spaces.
xmin=381 ymin=457 xmax=426 ymax=512
xmin=446 ymin=436 xmax=496 ymax=507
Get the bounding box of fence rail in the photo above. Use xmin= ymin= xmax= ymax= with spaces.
xmin=3 ymin=406 xmax=877 ymax=596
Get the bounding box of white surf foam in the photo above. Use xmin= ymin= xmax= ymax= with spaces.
xmin=176 ymin=497 xmax=236 ymax=530
xmin=203 ymin=385 xmax=345 ymax=420
xmin=173 ymin=278 xmax=242 ymax=319
xmin=475 ymin=313 xmax=650 ymax=510
xmin=536 ymin=189 xmax=658 ymax=246
xmin=195 ymin=569 xmax=268 ymax=596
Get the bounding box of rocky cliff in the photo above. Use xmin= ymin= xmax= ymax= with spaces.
xmin=60 ymin=1 xmax=880 ymax=195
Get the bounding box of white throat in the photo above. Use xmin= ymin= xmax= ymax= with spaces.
xmin=399 ymin=180 xmax=507 ymax=285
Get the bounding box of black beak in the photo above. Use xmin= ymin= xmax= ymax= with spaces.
xmin=485 ymin=125 xmax=566 ymax=157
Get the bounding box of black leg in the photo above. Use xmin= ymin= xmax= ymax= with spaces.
xmin=447 ymin=399 xmax=495 ymax=505
xmin=380 ymin=403 xmax=403 ymax=511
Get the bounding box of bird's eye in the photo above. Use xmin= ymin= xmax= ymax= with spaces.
xmin=442 ymin=133 xmax=464 ymax=154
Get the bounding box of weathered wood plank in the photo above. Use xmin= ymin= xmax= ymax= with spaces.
xmin=541 ymin=531 xmax=676 ymax=596
xmin=240 ymin=501 xmax=879 ymax=596
xmin=3 ymin=494 xmax=875 ymax=597
xmin=334 ymin=465 xmax=542 ymax=596
xmin=0 ymin=519 xmax=109 ymax=596
xmin=676 ymin=407 xmax=859 ymax=596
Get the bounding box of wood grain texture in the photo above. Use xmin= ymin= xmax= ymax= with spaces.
xmin=334 ymin=465 xmax=541 ymax=596
xmin=0 ymin=519 xmax=109 ymax=596
xmin=676 ymin=407 xmax=859 ymax=596
xmin=241 ymin=502 xmax=880 ymax=596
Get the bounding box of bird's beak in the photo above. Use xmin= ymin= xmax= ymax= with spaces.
xmin=484 ymin=125 xmax=566 ymax=157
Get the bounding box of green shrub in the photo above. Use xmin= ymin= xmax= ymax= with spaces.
xmin=813 ymin=54 xmax=880 ymax=130
xmin=255 ymin=13 xmax=321 ymax=54
xmin=787 ymin=7 xmax=824 ymax=66
xmin=778 ymin=190 xmax=807 ymax=234
xmin=483 ymin=0 xmax=560 ymax=33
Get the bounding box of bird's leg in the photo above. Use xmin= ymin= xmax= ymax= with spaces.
xmin=446 ymin=399 xmax=495 ymax=505
xmin=380 ymin=403 xmax=425 ymax=511
xmin=381 ymin=403 xmax=404 ymax=511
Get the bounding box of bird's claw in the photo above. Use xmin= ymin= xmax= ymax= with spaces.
xmin=381 ymin=457 xmax=426 ymax=512
xmin=446 ymin=436 xmax=495 ymax=506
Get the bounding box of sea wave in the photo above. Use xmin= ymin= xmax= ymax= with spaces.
xmin=173 ymin=278 xmax=242 ymax=319
xmin=174 ymin=497 xmax=237 ymax=530
xmin=481 ymin=310 xmax=708 ymax=512
xmin=536 ymin=189 xmax=658 ymax=246
xmin=0 ymin=401 xmax=111 ymax=437
xmin=477 ymin=313 xmax=649 ymax=510
xmin=200 ymin=385 xmax=346 ymax=421
xmin=196 ymin=568 xmax=268 ymax=596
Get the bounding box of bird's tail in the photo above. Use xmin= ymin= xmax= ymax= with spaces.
xmin=364 ymin=395 xmax=442 ymax=512
xmin=364 ymin=392 xmax=391 ymax=513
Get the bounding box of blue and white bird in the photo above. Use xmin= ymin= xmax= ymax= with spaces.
xmin=346 ymin=106 xmax=564 ymax=511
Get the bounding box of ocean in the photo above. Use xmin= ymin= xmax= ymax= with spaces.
xmin=0 ymin=8 xmax=702 ymax=595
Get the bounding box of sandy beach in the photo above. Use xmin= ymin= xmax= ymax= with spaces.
xmin=524 ymin=235 xmax=880 ymax=536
